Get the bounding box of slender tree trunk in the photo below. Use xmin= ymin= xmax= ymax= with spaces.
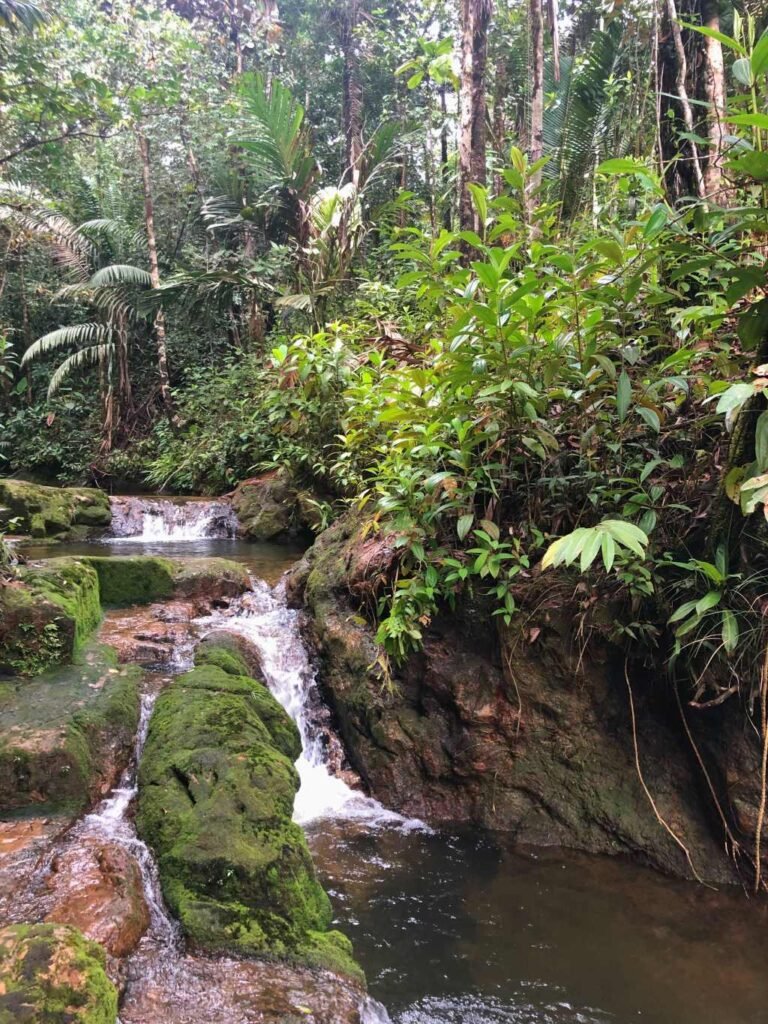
xmin=340 ymin=0 xmax=363 ymax=187
xmin=440 ymin=84 xmax=451 ymax=230
xmin=459 ymin=0 xmax=493 ymax=235
xmin=492 ymin=54 xmax=507 ymax=195
xmin=528 ymin=0 xmax=545 ymax=212
xmin=546 ymin=0 xmax=560 ymax=82
xmin=137 ymin=131 xmax=173 ymax=412
xmin=665 ymin=0 xmax=705 ymax=198
xmin=701 ymin=0 xmax=729 ymax=201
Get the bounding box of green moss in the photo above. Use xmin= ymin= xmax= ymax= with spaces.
xmin=0 ymin=479 xmax=111 ymax=540
xmin=0 ymin=643 xmax=140 ymax=813
xmin=137 ymin=654 xmax=358 ymax=976
xmin=0 ymin=560 xmax=101 ymax=677
xmin=0 ymin=923 xmax=117 ymax=1023
xmin=300 ymin=929 xmax=366 ymax=985
xmin=79 ymin=555 xmax=176 ymax=605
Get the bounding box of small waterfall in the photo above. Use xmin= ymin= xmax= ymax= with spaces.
xmin=109 ymin=496 xmax=238 ymax=542
xmin=77 ymin=690 xmax=181 ymax=950
xmin=196 ymin=579 xmax=424 ymax=829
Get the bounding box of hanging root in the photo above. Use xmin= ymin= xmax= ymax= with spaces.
xmin=624 ymin=659 xmax=709 ymax=887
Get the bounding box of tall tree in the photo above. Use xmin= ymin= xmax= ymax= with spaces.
xmin=458 ymin=0 xmax=493 ymax=233
xmin=528 ymin=0 xmax=544 ymax=207
xmin=701 ymin=0 xmax=728 ymax=200
xmin=338 ymin=0 xmax=364 ymax=187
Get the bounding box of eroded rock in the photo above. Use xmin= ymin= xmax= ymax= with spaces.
xmin=0 ymin=479 xmax=111 ymax=540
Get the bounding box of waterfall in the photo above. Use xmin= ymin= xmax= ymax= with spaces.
xmin=196 ymin=579 xmax=424 ymax=829
xmin=109 ymin=496 xmax=238 ymax=541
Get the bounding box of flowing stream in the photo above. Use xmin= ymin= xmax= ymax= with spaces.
xmin=8 ymin=497 xmax=768 ymax=1023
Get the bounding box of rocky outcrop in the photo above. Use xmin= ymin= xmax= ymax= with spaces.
xmin=289 ymin=514 xmax=739 ymax=885
xmin=0 ymin=643 xmax=141 ymax=813
xmin=0 ymin=923 xmax=118 ymax=1023
xmin=231 ymin=469 xmax=307 ymax=541
xmin=136 ymin=641 xmax=362 ymax=980
xmin=0 ymin=479 xmax=110 ymax=540
xmin=0 ymin=559 xmax=102 ymax=677
xmin=77 ymin=554 xmax=250 ymax=609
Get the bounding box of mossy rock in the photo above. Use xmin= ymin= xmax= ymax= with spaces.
xmin=0 ymin=559 xmax=102 ymax=677
xmin=76 ymin=555 xmax=176 ymax=606
xmin=0 ymin=479 xmax=111 ymax=540
xmin=137 ymin=652 xmax=360 ymax=979
xmin=0 ymin=643 xmax=141 ymax=814
xmin=76 ymin=555 xmax=250 ymax=607
xmin=0 ymin=923 xmax=117 ymax=1024
xmin=231 ymin=470 xmax=301 ymax=541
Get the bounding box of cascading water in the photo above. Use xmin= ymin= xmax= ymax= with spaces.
xmin=109 ymin=496 xmax=238 ymax=541
xmin=196 ymin=579 xmax=423 ymax=830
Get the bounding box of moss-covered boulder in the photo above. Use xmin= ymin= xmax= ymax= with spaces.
xmin=0 ymin=923 xmax=117 ymax=1024
xmin=77 ymin=555 xmax=249 ymax=608
xmin=0 ymin=479 xmax=111 ymax=540
xmin=0 ymin=643 xmax=141 ymax=813
xmin=136 ymin=649 xmax=361 ymax=980
xmin=231 ymin=470 xmax=303 ymax=541
xmin=0 ymin=559 xmax=101 ymax=677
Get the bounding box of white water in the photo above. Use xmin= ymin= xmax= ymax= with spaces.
xmin=197 ymin=579 xmax=424 ymax=831
xmin=109 ymin=496 xmax=238 ymax=541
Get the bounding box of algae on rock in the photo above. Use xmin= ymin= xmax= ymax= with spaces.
xmin=0 ymin=479 xmax=111 ymax=540
xmin=0 ymin=922 xmax=118 ymax=1024
xmin=136 ymin=645 xmax=362 ymax=981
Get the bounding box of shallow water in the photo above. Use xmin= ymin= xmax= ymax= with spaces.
xmin=308 ymin=823 xmax=768 ymax=1024
xmin=19 ymin=537 xmax=304 ymax=581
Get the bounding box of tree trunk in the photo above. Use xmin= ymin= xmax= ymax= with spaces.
xmin=137 ymin=131 xmax=173 ymax=412
xmin=664 ymin=0 xmax=705 ymax=199
xmin=492 ymin=54 xmax=507 ymax=195
xmin=340 ymin=0 xmax=363 ymax=188
xmin=528 ymin=0 xmax=545 ymax=211
xmin=701 ymin=0 xmax=729 ymax=201
xmin=440 ymin=84 xmax=452 ymax=230
xmin=459 ymin=0 xmax=493 ymax=235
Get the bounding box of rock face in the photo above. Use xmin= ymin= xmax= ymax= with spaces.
xmin=0 ymin=644 xmax=141 ymax=813
xmin=136 ymin=642 xmax=362 ymax=980
xmin=289 ymin=514 xmax=738 ymax=885
xmin=0 ymin=922 xmax=118 ymax=1023
xmin=231 ymin=469 xmax=304 ymax=541
xmin=45 ymin=839 xmax=150 ymax=958
xmin=0 ymin=478 xmax=111 ymax=540
xmin=77 ymin=554 xmax=250 ymax=609
xmin=0 ymin=559 xmax=102 ymax=676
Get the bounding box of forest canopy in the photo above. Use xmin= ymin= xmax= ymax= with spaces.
xmin=3 ymin=0 xmax=768 ymax=738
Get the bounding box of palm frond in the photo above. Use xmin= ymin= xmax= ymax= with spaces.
xmin=21 ymin=323 xmax=114 ymax=365
xmin=90 ymin=264 xmax=152 ymax=288
xmin=48 ymin=343 xmax=114 ymax=398
xmin=0 ymin=0 xmax=48 ymax=34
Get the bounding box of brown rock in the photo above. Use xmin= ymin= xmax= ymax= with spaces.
xmin=45 ymin=838 xmax=149 ymax=957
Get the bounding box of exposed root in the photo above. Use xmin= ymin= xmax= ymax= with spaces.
xmin=624 ymin=659 xmax=709 ymax=887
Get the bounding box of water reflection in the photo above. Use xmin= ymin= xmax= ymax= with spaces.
xmin=307 ymin=824 xmax=768 ymax=1024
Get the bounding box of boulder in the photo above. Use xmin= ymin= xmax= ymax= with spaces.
xmin=45 ymin=839 xmax=149 ymax=958
xmin=0 ymin=479 xmax=110 ymax=540
xmin=0 ymin=643 xmax=141 ymax=814
xmin=0 ymin=923 xmax=118 ymax=1023
xmin=231 ymin=469 xmax=302 ymax=541
xmin=136 ymin=645 xmax=361 ymax=980
xmin=289 ymin=514 xmax=738 ymax=885
xmin=75 ymin=555 xmax=250 ymax=609
xmin=0 ymin=559 xmax=101 ymax=677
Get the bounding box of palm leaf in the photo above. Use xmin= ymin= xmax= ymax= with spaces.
xmin=48 ymin=344 xmax=114 ymax=398
xmin=90 ymin=264 xmax=152 ymax=288
xmin=0 ymin=0 xmax=48 ymax=33
xmin=21 ymin=323 xmax=114 ymax=365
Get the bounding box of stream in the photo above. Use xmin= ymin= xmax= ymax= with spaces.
xmin=7 ymin=496 xmax=768 ymax=1024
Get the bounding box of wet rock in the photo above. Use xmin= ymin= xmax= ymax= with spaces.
xmin=0 ymin=818 xmax=66 ymax=925
xmin=99 ymin=602 xmax=197 ymax=667
xmin=0 ymin=643 xmax=141 ymax=813
xmin=0 ymin=478 xmax=111 ymax=540
xmin=75 ymin=554 xmax=250 ymax=609
xmin=137 ymin=648 xmax=362 ymax=979
xmin=290 ymin=514 xmax=737 ymax=884
xmin=232 ymin=469 xmax=303 ymax=541
xmin=45 ymin=839 xmax=149 ymax=957
xmin=194 ymin=629 xmax=263 ymax=678
xmin=120 ymin=953 xmax=367 ymax=1024
xmin=0 ymin=922 xmax=118 ymax=1023
xmin=0 ymin=559 xmax=101 ymax=677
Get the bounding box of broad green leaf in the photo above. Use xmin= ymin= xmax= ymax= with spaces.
xmin=738 ymin=297 xmax=768 ymax=350
xmin=729 ymin=113 xmax=768 ymax=130
xmin=617 ymin=370 xmax=632 ymax=422
xmin=579 ymin=531 xmax=602 ymax=572
xmin=722 ymin=609 xmax=739 ymax=654
xmin=679 ymin=21 xmax=744 ymax=54
xmin=711 ymin=381 xmax=755 ymax=414
xmin=756 ymin=410 xmax=768 ymax=471
xmin=726 ymin=267 xmax=766 ymax=306
xmin=601 ymin=533 xmax=616 ymax=572
xmin=597 ymin=158 xmax=649 ymax=175
xmin=752 ymin=29 xmax=768 ymax=78
xmin=457 ymin=514 xmax=474 ymax=541
xmin=636 ymin=406 xmax=661 ymax=433
xmin=669 ymin=599 xmax=700 ymax=624
xmin=468 ymin=183 xmax=488 ymax=228
xmin=733 ymin=57 xmax=754 ymax=87
xmin=644 ymin=204 xmax=669 ymax=239
xmin=479 ymin=518 xmax=500 ymax=541
xmin=695 ymin=590 xmax=721 ymax=615
xmin=727 ymin=150 xmax=768 ymax=183
xmin=603 ymin=520 xmax=649 ymax=558
xmin=594 ymin=238 xmax=623 ymax=264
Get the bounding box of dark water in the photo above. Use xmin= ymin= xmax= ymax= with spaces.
xmin=18 ymin=538 xmax=304 ymax=582
xmin=308 ymin=823 xmax=768 ymax=1024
